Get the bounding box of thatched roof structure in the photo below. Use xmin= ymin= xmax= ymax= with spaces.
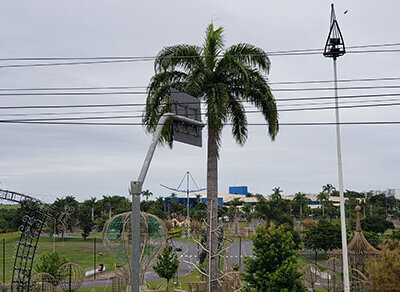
xmin=328 ymin=206 xmax=380 ymax=267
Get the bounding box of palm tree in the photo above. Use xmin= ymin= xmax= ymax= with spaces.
xmin=271 ymin=187 xmax=283 ymax=200
xmin=142 ymin=189 xmax=153 ymax=201
xmin=143 ymin=24 xmax=278 ymax=289
xmin=294 ymin=192 xmax=309 ymax=220
xmin=317 ymin=192 xmax=329 ymax=216
xmin=322 ymin=184 xmax=335 ymax=197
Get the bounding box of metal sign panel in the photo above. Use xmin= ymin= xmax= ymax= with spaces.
xmin=171 ymin=89 xmax=202 ymax=147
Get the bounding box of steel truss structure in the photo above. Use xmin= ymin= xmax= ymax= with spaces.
xmin=0 ymin=189 xmax=53 ymax=291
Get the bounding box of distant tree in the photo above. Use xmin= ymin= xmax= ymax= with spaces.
xmin=271 ymin=187 xmax=283 ymax=200
xmin=362 ymin=231 xmax=380 ymax=249
xmin=78 ymin=201 xmax=94 ymax=240
xmin=242 ymin=204 xmax=253 ymax=221
xmin=35 ymin=252 xmax=67 ymax=281
xmin=361 ymin=216 xmax=395 ymax=234
xmin=168 ymin=201 xmax=186 ymax=218
xmin=293 ymin=192 xmax=309 ymax=220
xmin=317 ymin=192 xmax=329 ymax=216
xmin=243 ymin=226 xmax=304 ymax=291
xmin=367 ymin=240 xmax=400 ymax=291
xmin=153 ymin=246 xmax=179 ymax=291
xmin=254 ymin=195 xmax=274 ymax=226
xmin=322 ymin=184 xmax=335 ymax=196
xmin=190 ymin=202 xmax=207 ymax=221
xmin=304 ymin=218 xmax=341 ymax=254
xmin=142 ymin=189 xmax=153 ymax=201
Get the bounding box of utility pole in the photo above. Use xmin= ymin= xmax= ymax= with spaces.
xmin=323 ymin=4 xmax=350 ymax=291
xmin=94 ymin=237 xmax=97 ymax=280
xmin=2 ymin=239 xmax=5 ymax=287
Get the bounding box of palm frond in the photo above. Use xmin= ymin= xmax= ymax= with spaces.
xmin=154 ymin=45 xmax=203 ymax=73
xmin=184 ymin=67 xmax=210 ymax=98
xmin=143 ymin=71 xmax=188 ymax=147
xmin=244 ymin=69 xmax=279 ymax=140
xmin=205 ymin=83 xmax=230 ymax=151
xmin=204 ymin=24 xmax=225 ymax=70
xmin=227 ymin=95 xmax=248 ymax=145
xmin=223 ymin=43 xmax=270 ymax=73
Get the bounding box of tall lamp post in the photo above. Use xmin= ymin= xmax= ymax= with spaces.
xmin=323 ymin=4 xmax=350 ymax=292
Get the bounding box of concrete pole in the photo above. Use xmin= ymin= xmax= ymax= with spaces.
xmin=333 ymin=58 xmax=350 ymax=292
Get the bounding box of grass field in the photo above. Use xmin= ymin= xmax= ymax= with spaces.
xmin=0 ymin=233 xmax=119 ymax=283
xmin=0 ymin=232 xmax=330 ymax=291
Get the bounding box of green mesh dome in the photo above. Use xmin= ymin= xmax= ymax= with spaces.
xmin=102 ymin=212 xmax=166 ymax=285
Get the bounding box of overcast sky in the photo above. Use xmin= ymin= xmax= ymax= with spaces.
xmin=0 ymin=0 xmax=399 ymax=203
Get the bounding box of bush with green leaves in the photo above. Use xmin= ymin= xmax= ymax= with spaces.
xmin=35 ymin=252 xmax=68 ymax=281
xmin=153 ymin=245 xmax=179 ymax=291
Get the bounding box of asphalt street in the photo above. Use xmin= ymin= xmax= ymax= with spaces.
xmin=225 ymin=240 xmax=253 ymax=270
xmin=80 ymin=240 xmax=256 ymax=287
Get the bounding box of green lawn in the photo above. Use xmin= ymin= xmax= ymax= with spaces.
xmin=297 ymin=255 xmax=326 ymax=271
xmin=0 ymin=233 xmax=119 ymax=284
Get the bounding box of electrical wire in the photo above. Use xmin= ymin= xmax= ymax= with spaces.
xmin=2 ymin=96 xmax=399 ymax=117
xmin=0 ymin=120 xmax=399 ymax=126
xmin=4 ymin=83 xmax=400 ymax=97
xmin=1 ymin=42 xmax=400 ymax=69
xmin=1 ymin=101 xmax=400 ymax=122
xmin=2 ymin=76 xmax=400 ymax=93
xmin=2 ymin=92 xmax=400 ymax=111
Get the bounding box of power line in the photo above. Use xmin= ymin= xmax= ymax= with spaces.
xmin=2 ymin=96 xmax=399 ymax=117
xmin=1 ymin=42 xmax=400 ymax=69
xmin=3 ymin=84 xmax=400 ymax=97
xmin=2 ymin=76 xmax=400 ymax=93
xmin=2 ymin=92 xmax=400 ymax=111
xmin=0 ymin=120 xmax=399 ymax=126
xmin=2 ymin=101 xmax=400 ymax=122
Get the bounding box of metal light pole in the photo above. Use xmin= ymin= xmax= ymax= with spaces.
xmin=130 ymin=113 xmax=204 ymax=292
xmin=323 ymin=4 xmax=350 ymax=291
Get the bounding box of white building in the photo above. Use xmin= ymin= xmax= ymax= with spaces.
xmin=388 ymin=189 xmax=400 ymax=200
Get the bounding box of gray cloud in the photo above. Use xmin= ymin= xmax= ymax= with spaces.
xmin=0 ymin=0 xmax=399 ymax=202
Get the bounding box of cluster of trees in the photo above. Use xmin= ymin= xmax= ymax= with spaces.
xmin=0 ymin=185 xmax=398 ymax=243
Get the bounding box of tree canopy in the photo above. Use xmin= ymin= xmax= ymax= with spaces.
xmin=244 ymin=226 xmax=304 ymax=291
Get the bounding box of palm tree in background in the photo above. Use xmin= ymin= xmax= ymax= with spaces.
xmin=317 ymin=192 xmax=329 ymax=216
xmin=142 ymin=189 xmax=153 ymax=201
xmin=294 ymin=192 xmax=309 ymax=220
xmin=143 ymin=24 xmax=279 ymax=289
xmin=271 ymin=187 xmax=283 ymax=200
xmin=322 ymin=184 xmax=335 ymax=197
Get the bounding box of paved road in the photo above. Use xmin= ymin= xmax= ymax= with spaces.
xmin=72 ymin=238 xmax=257 ymax=287
xmin=226 ymin=240 xmax=253 ymax=270
xmin=144 ymin=241 xmax=199 ymax=282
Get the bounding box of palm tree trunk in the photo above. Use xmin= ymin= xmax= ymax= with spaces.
xmin=207 ymin=125 xmax=219 ymax=292
xmin=300 ymin=205 xmax=303 ymax=221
